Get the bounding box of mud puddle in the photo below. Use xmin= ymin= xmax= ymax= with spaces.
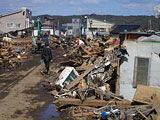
xmin=40 ymin=104 xmax=59 ymax=120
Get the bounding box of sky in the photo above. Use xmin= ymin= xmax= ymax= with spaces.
xmin=0 ymin=0 xmax=160 ymax=16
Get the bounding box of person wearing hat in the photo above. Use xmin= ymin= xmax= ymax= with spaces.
xmin=40 ymin=42 xmax=53 ymax=74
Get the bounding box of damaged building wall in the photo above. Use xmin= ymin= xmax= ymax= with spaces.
xmin=120 ymin=41 xmax=160 ymax=101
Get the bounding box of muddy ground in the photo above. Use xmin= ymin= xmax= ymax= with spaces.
xmin=0 ymin=47 xmax=67 ymax=120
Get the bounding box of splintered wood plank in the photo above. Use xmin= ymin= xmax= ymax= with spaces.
xmin=66 ymin=64 xmax=95 ymax=90
xmin=116 ymin=58 xmax=120 ymax=95
xmin=152 ymin=95 xmax=160 ymax=115
xmin=66 ymin=57 xmax=102 ymax=90
xmin=68 ymin=46 xmax=79 ymax=56
xmin=58 ymin=98 xmax=131 ymax=107
xmin=137 ymin=110 xmax=149 ymax=120
xmin=133 ymin=85 xmax=160 ymax=104
xmin=76 ymin=60 xmax=88 ymax=71
xmin=82 ymin=55 xmax=92 ymax=58
xmin=80 ymin=46 xmax=92 ymax=55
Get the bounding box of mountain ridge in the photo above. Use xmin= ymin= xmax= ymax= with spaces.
xmin=33 ymin=14 xmax=160 ymax=30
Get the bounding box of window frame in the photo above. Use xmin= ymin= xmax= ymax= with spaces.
xmin=7 ymin=23 xmax=21 ymax=28
xmin=133 ymin=56 xmax=151 ymax=88
xmin=23 ymin=11 xmax=25 ymax=16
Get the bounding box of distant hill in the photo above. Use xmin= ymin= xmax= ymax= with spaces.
xmin=33 ymin=14 xmax=160 ymax=31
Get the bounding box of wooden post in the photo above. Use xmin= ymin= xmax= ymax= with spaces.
xmin=125 ymin=33 xmax=127 ymax=41
xmin=116 ymin=58 xmax=120 ymax=95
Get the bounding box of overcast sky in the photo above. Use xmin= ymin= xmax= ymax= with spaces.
xmin=0 ymin=0 xmax=160 ymax=16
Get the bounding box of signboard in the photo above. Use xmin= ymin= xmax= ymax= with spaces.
xmin=72 ymin=19 xmax=80 ymax=24
xmin=25 ymin=18 xmax=29 ymax=28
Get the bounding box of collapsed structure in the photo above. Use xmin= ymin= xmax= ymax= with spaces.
xmin=0 ymin=28 xmax=160 ymax=119
xmin=0 ymin=34 xmax=32 ymax=69
xmin=46 ymin=35 xmax=160 ymax=120
xmin=1 ymin=7 xmax=160 ymax=120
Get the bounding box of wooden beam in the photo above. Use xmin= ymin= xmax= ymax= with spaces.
xmin=66 ymin=65 xmax=94 ymax=90
xmin=116 ymin=58 xmax=120 ymax=95
xmin=67 ymin=46 xmax=79 ymax=56
xmin=57 ymin=98 xmax=131 ymax=107
xmin=137 ymin=110 xmax=149 ymax=120
xmin=66 ymin=57 xmax=102 ymax=90
xmin=72 ymin=112 xmax=94 ymax=117
xmin=104 ymin=45 xmax=119 ymax=52
xmin=79 ymin=46 xmax=92 ymax=55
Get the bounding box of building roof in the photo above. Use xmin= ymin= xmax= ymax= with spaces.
xmin=44 ymin=16 xmax=54 ymax=20
xmin=111 ymin=24 xmax=142 ymax=34
xmin=88 ymin=17 xmax=114 ymax=25
xmin=0 ymin=10 xmax=21 ymax=18
xmin=120 ymin=31 xmax=152 ymax=34
xmin=0 ymin=8 xmax=30 ymax=18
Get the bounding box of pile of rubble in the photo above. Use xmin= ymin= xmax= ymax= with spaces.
xmin=0 ymin=35 xmax=32 ymax=69
xmin=45 ymin=36 xmax=120 ymax=119
xmin=44 ymin=35 xmax=160 ymax=120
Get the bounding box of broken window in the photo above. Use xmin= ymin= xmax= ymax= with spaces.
xmin=133 ymin=57 xmax=150 ymax=88
xmin=23 ymin=11 xmax=25 ymax=16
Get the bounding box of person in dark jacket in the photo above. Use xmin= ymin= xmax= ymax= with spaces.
xmin=41 ymin=42 xmax=53 ymax=74
xmin=43 ymin=33 xmax=49 ymax=44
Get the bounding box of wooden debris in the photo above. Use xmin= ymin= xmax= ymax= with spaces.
xmin=51 ymin=37 xmax=160 ymax=120
xmin=137 ymin=110 xmax=149 ymax=120
xmin=133 ymin=85 xmax=160 ymax=104
xmin=66 ymin=57 xmax=102 ymax=90
xmin=50 ymin=90 xmax=58 ymax=96
xmin=58 ymin=98 xmax=131 ymax=107
xmin=0 ymin=37 xmax=32 ymax=69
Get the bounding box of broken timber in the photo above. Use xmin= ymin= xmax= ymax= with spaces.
xmin=58 ymin=98 xmax=131 ymax=107
xmin=116 ymin=58 xmax=120 ymax=95
xmin=66 ymin=57 xmax=102 ymax=90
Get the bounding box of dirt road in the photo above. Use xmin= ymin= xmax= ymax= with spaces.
xmin=0 ymin=48 xmax=64 ymax=120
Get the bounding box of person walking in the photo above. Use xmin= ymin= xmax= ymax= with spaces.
xmin=43 ymin=33 xmax=49 ymax=44
xmin=40 ymin=42 xmax=53 ymax=74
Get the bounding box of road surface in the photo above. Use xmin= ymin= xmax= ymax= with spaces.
xmin=0 ymin=48 xmax=64 ymax=120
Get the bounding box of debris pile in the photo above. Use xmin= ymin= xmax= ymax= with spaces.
xmin=49 ymin=37 xmax=124 ymax=119
xmin=48 ymin=36 xmax=160 ymax=120
xmin=0 ymin=36 xmax=32 ymax=69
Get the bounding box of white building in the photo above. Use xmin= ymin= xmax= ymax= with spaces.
xmin=33 ymin=26 xmax=54 ymax=36
xmin=62 ymin=23 xmax=81 ymax=37
xmin=120 ymin=40 xmax=160 ymax=101
xmin=85 ymin=18 xmax=114 ymax=39
xmin=58 ymin=25 xmax=75 ymax=37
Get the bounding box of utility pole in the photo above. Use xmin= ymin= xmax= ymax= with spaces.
xmin=150 ymin=19 xmax=152 ymax=30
